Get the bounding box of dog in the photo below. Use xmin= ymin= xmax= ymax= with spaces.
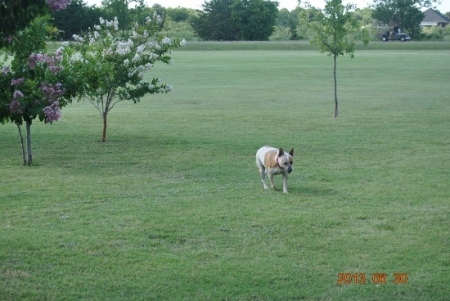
xmin=256 ymin=146 xmax=294 ymax=193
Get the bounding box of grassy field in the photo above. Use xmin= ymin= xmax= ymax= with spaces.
xmin=1 ymin=45 xmax=449 ymax=300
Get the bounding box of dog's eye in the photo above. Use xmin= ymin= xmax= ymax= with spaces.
xmin=284 ymin=162 xmax=288 ymax=165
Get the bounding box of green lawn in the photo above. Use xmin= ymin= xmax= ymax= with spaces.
xmin=1 ymin=47 xmax=449 ymax=300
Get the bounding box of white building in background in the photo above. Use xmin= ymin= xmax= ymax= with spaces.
xmin=420 ymin=8 xmax=450 ymax=27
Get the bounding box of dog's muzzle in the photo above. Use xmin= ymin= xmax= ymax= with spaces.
xmin=288 ymin=167 xmax=292 ymax=173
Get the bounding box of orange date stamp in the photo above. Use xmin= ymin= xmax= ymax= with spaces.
xmin=337 ymin=273 xmax=408 ymax=284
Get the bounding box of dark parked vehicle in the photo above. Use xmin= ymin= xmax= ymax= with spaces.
xmin=381 ymin=31 xmax=411 ymax=42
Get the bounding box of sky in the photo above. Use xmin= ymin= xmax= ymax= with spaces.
xmin=85 ymin=0 xmax=450 ymax=14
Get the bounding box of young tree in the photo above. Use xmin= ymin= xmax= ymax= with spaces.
xmin=1 ymin=0 xmax=74 ymax=165
xmin=309 ymin=0 xmax=368 ymax=118
xmin=62 ymin=14 xmax=185 ymax=142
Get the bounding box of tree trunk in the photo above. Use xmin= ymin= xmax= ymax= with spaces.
xmin=26 ymin=119 xmax=32 ymax=165
xmin=16 ymin=124 xmax=27 ymax=165
xmin=333 ymin=54 xmax=338 ymax=118
xmin=102 ymin=111 xmax=107 ymax=142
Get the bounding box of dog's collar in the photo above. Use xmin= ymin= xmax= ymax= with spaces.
xmin=277 ymin=156 xmax=283 ymax=168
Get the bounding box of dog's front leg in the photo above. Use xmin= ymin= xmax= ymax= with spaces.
xmin=282 ymin=174 xmax=288 ymax=193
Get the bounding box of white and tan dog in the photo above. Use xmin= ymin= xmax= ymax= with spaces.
xmin=256 ymin=146 xmax=294 ymax=193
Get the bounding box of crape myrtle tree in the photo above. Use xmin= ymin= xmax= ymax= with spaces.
xmin=191 ymin=0 xmax=279 ymax=41
xmin=371 ymin=0 xmax=437 ymax=39
xmin=0 ymin=0 xmax=74 ymax=165
xmin=309 ymin=0 xmax=369 ymax=118
xmin=62 ymin=13 xmax=185 ymax=142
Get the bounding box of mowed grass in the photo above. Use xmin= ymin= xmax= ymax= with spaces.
xmin=1 ymin=48 xmax=449 ymax=300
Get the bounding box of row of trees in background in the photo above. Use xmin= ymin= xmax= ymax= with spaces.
xmin=190 ymin=0 xmax=278 ymax=40
xmin=47 ymin=0 xmax=448 ymax=42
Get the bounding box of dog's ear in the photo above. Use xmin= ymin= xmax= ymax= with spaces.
xmin=278 ymin=148 xmax=285 ymax=157
xmin=289 ymin=148 xmax=294 ymax=156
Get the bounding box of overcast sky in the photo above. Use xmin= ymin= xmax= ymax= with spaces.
xmin=85 ymin=0 xmax=450 ymax=14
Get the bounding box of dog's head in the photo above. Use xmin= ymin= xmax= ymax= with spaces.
xmin=277 ymin=148 xmax=294 ymax=173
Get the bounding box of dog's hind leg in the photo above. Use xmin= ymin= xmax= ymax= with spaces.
xmin=256 ymin=158 xmax=269 ymax=189
xmin=268 ymin=173 xmax=276 ymax=189
xmin=260 ymin=169 xmax=269 ymax=189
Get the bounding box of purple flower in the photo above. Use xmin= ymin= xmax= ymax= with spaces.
xmin=28 ymin=53 xmax=43 ymax=69
xmin=2 ymin=66 xmax=10 ymax=74
xmin=41 ymin=82 xmax=65 ymax=103
xmin=46 ymin=0 xmax=71 ymax=11
xmin=9 ymin=99 xmax=23 ymax=114
xmin=13 ymin=90 xmax=24 ymax=99
xmin=28 ymin=53 xmax=64 ymax=75
xmin=11 ymin=78 xmax=24 ymax=86
xmin=43 ymin=102 xmax=61 ymax=123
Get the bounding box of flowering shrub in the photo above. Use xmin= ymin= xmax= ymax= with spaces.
xmin=40 ymin=82 xmax=65 ymax=122
xmin=43 ymin=101 xmax=61 ymax=123
xmin=63 ymin=13 xmax=186 ymax=142
xmin=0 ymin=15 xmax=74 ymax=165
xmin=1 ymin=49 xmax=67 ymax=125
